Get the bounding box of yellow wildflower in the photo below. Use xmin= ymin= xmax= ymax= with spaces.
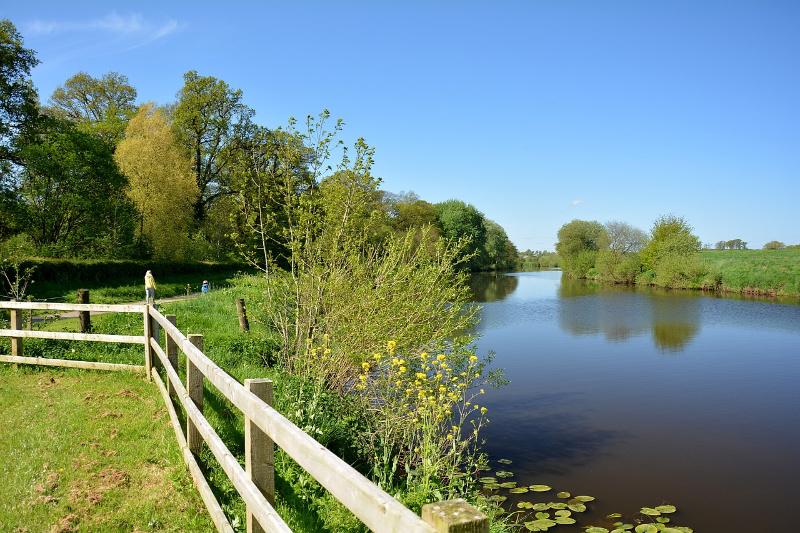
xmin=361 ymin=362 xmax=370 ymax=371
xmin=387 ymin=340 xmax=397 ymax=353
xmin=437 ymin=354 xmax=446 ymax=362
xmin=415 ymin=372 xmax=427 ymax=380
xmin=469 ymin=355 xmax=478 ymax=364
xmin=480 ymin=406 xmax=488 ymax=414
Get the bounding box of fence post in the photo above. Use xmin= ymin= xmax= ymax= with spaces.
xmin=421 ymin=499 xmax=488 ymax=533
xmin=150 ymin=311 xmax=161 ymax=372
xmin=166 ymin=315 xmax=178 ymax=401
xmin=187 ymin=334 xmax=204 ymax=454
xmin=77 ymin=289 xmax=91 ymax=333
xmin=10 ymin=299 xmax=22 ymax=357
xmin=237 ymin=299 xmax=250 ymax=332
xmin=245 ymin=378 xmax=274 ymax=533
xmin=26 ymin=295 xmax=32 ymax=330
xmin=143 ymin=306 xmax=153 ymax=381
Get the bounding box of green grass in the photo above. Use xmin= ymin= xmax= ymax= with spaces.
xmin=0 ymin=365 xmax=214 ymax=532
xmin=700 ymin=248 xmax=800 ymax=296
xmin=1 ymin=276 xmax=334 ymax=531
xmin=29 ymin=269 xmax=245 ymax=304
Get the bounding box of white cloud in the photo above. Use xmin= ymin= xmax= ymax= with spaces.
xmin=25 ymin=12 xmax=181 ymax=44
xmin=571 ymin=198 xmax=584 ymax=207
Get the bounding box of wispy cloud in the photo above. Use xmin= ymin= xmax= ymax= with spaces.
xmin=571 ymin=198 xmax=584 ymax=207
xmin=25 ymin=12 xmax=181 ymax=45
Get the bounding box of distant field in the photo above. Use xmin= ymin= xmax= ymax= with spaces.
xmin=0 ymin=366 xmax=214 ymax=532
xmin=701 ymin=248 xmax=800 ymax=296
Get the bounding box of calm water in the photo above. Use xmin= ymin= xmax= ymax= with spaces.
xmin=472 ymin=271 xmax=800 ymax=532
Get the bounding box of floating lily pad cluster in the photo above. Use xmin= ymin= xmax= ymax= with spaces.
xmin=478 ymin=459 xmax=693 ymax=533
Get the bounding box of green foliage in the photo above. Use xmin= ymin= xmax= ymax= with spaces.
xmin=173 ymin=70 xmax=253 ymax=222
xmin=16 ymin=117 xmax=136 ymax=257
xmin=0 ymin=19 xmax=39 ymax=169
xmin=555 ymin=220 xmax=607 ymax=278
xmin=48 ymin=71 xmax=137 ymax=145
xmin=518 ymin=250 xmax=560 ymax=270
xmin=435 ymin=199 xmax=489 ymax=271
xmin=639 ymin=215 xmax=700 ymax=271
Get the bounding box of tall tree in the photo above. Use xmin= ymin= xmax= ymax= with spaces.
xmin=556 ymin=219 xmax=608 ymax=277
xmin=17 ymin=117 xmax=133 ymax=256
xmin=435 ymin=199 xmax=488 ymax=271
xmin=173 ymin=70 xmax=252 ymax=223
xmin=115 ymin=104 xmax=198 ymax=260
xmin=48 ymin=72 xmax=137 ymax=144
xmin=0 ymin=19 xmax=39 ymax=171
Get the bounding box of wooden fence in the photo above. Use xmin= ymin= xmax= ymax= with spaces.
xmin=0 ymin=300 xmax=487 ymax=533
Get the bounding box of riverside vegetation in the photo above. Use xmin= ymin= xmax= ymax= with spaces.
xmin=1 ymin=17 xmax=702 ymax=532
xmin=555 ymin=217 xmax=800 ymax=297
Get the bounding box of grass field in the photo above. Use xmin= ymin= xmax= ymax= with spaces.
xmin=29 ymin=269 xmax=246 ymax=304
xmin=700 ymin=248 xmax=800 ymax=296
xmin=1 ymin=277 xmax=331 ymax=531
xmin=0 ymin=366 xmax=214 ymax=532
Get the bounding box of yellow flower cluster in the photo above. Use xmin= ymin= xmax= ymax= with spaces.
xmin=356 ymin=340 xmax=487 ymax=427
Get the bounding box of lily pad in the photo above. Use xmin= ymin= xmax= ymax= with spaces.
xmin=640 ymin=507 xmax=661 ymax=516
xmin=634 ymin=525 xmax=658 ymax=533
xmin=656 ymin=517 xmax=670 ymax=523
xmin=509 ymin=487 xmax=529 ymax=494
xmin=530 ymin=484 xmax=551 ymax=492
xmin=488 ymin=495 xmax=507 ymax=503
xmin=495 ymin=470 xmax=514 ymax=478
xmin=607 ymin=513 xmax=622 ymax=519
xmin=497 ymin=458 xmax=513 ymax=464
xmin=556 ymin=517 xmax=576 ymax=525
xmin=567 ymin=503 xmax=586 ymax=513
xmin=548 ymin=502 xmax=567 ymax=510
xmin=585 ymin=528 xmax=609 ymax=533
xmin=479 ymin=477 xmax=496 ymax=483
xmin=655 ymin=505 xmax=677 ymax=514
xmin=499 ymin=481 xmax=517 ymax=488
xmin=574 ymin=495 xmax=595 ymax=502
xmin=532 ymin=503 xmax=549 ymax=511
xmin=556 ymin=491 xmax=571 ymax=498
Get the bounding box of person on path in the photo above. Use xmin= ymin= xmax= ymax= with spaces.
xmin=201 ymin=280 xmax=210 ymax=294
xmin=145 ymin=270 xmax=157 ymax=304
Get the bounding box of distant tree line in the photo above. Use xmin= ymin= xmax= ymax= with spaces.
xmin=517 ymin=250 xmax=560 ymax=270
xmin=0 ymin=20 xmax=516 ymax=271
xmin=715 ymin=239 xmax=747 ymax=250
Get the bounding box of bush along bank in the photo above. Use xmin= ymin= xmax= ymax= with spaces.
xmin=556 ymin=216 xmax=800 ymax=298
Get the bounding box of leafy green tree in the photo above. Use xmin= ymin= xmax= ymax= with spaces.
xmin=115 ymin=104 xmax=198 ymax=260
xmin=16 ymin=117 xmax=134 ymax=256
xmin=173 ymin=70 xmax=253 ymax=222
xmin=763 ymin=240 xmax=785 ymax=250
xmin=640 ymin=215 xmax=701 ymax=271
xmin=48 ymin=71 xmax=137 ymax=144
xmin=483 ymin=219 xmax=518 ymax=271
xmin=0 ymin=19 xmax=39 ymax=171
xmin=555 ymin=219 xmax=607 ymax=277
xmin=435 ymin=199 xmax=488 ymax=271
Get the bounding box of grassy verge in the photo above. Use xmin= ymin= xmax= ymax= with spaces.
xmin=700 ymin=248 xmax=800 ymax=296
xmin=27 ymin=269 xmax=248 ymax=304
xmin=0 ymin=365 xmax=214 ymax=532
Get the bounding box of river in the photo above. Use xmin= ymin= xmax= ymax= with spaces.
xmin=472 ymin=271 xmax=800 ymax=532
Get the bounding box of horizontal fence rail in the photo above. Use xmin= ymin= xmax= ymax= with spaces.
xmin=0 ymin=329 xmax=144 ymax=344
xmin=1 ymin=299 xmax=487 ymax=533
xmin=148 ymin=307 xmax=437 ymax=533
xmin=1 ymin=301 xmax=146 ymax=313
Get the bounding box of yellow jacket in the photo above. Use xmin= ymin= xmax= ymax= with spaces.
xmin=145 ymin=273 xmax=157 ymax=290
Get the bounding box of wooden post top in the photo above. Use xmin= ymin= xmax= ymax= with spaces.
xmin=422 ymin=499 xmax=488 ymax=533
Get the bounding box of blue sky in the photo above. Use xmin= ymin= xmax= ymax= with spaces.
xmin=6 ymin=1 xmax=799 ymax=249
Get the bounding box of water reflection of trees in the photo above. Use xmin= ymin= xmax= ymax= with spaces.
xmin=558 ymin=277 xmax=700 ymax=351
xmin=469 ymin=273 xmax=519 ymax=302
